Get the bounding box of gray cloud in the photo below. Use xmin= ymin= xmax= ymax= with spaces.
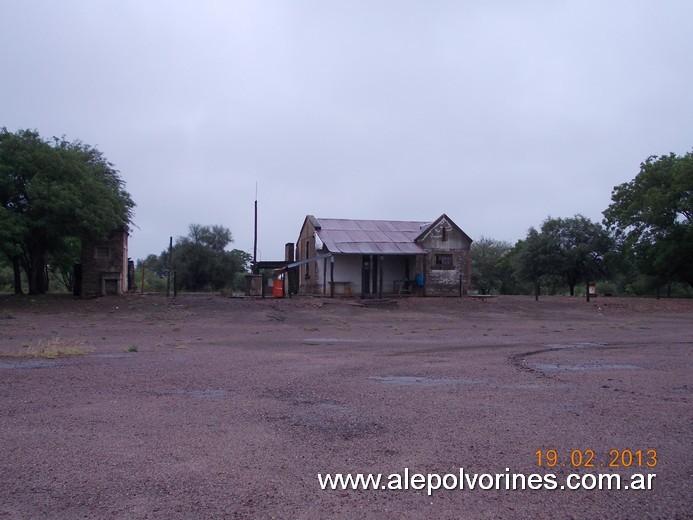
xmin=2 ymin=0 xmax=691 ymax=261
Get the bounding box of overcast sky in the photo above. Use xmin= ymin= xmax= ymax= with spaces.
xmin=2 ymin=1 xmax=692 ymax=262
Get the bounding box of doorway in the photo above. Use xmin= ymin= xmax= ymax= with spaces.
xmin=361 ymin=255 xmax=378 ymax=295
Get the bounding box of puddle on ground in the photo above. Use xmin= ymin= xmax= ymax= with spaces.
xmin=319 ymin=402 xmax=348 ymax=412
xmin=501 ymin=383 xmax=542 ymax=389
xmin=286 ymin=363 xmax=327 ymax=369
xmin=302 ymin=338 xmax=359 ymax=344
xmin=369 ymin=376 xmax=474 ymax=387
xmin=179 ymin=389 xmax=230 ymax=398
xmin=535 ymin=363 xmax=641 ymax=372
xmin=0 ymin=359 xmax=68 ymax=370
xmin=544 ymin=342 xmax=607 ymax=349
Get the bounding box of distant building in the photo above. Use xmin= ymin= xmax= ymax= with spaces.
xmin=76 ymin=228 xmax=131 ymax=297
xmin=294 ymin=214 xmax=472 ymax=297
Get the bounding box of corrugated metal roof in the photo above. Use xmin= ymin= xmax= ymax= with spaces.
xmin=316 ymin=218 xmax=431 ymax=255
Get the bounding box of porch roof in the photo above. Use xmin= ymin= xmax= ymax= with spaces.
xmin=315 ymin=218 xmax=430 ymax=255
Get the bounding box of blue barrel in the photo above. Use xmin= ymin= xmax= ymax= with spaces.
xmin=415 ymin=273 xmax=424 ymax=286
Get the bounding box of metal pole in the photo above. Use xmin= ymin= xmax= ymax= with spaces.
xmin=166 ymin=236 xmax=172 ymax=297
xmin=253 ymin=198 xmax=258 ymax=274
xmin=378 ymin=256 xmax=383 ymax=299
xmin=330 ymin=256 xmax=335 ymax=298
xmin=422 ymin=254 xmax=427 ymax=297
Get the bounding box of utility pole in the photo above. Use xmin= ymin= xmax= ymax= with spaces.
xmin=166 ymin=236 xmax=172 ymax=297
xmin=253 ymin=183 xmax=258 ymax=274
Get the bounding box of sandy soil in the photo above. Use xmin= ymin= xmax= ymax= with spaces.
xmin=0 ymin=293 xmax=691 ymax=519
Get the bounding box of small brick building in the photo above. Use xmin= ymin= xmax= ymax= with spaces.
xmin=77 ymin=228 xmax=130 ymax=298
xmin=294 ymin=214 xmax=472 ymax=297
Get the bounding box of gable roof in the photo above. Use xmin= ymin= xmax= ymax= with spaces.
xmin=315 ymin=218 xmax=430 ymax=255
xmin=415 ymin=213 xmax=473 ymax=244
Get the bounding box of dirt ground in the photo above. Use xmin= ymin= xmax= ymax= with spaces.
xmin=0 ymin=293 xmax=691 ymax=519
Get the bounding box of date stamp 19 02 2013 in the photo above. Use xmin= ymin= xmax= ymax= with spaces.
xmin=535 ymin=449 xmax=657 ymax=469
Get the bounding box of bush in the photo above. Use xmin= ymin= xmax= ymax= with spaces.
xmin=596 ymin=281 xmax=617 ymax=296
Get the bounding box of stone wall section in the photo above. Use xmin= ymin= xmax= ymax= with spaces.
xmin=79 ymin=229 xmax=128 ymax=298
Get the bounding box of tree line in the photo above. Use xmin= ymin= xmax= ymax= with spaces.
xmin=1 ymin=127 xmax=691 ymax=297
xmin=1 ymin=128 xmax=250 ymax=294
xmin=0 ymin=128 xmax=134 ymax=294
xmin=137 ymin=224 xmax=251 ymax=293
xmin=472 ymin=152 xmax=693 ymax=298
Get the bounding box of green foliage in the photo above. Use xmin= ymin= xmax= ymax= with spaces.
xmin=540 ymin=215 xmax=613 ymax=295
xmin=0 ymin=256 xmax=18 ymax=293
xmin=471 ymin=237 xmax=513 ymax=294
xmin=135 ymin=254 xmax=168 ymax=293
xmin=511 ymin=227 xmax=556 ymax=298
xmin=621 ymin=275 xmax=692 ymax=298
xmin=604 ymin=151 xmax=693 ymax=287
xmin=511 ymin=215 xmax=612 ymax=297
xmin=0 ymin=128 xmax=135 ymax=294
xmin=47 ymin=236 xmax=81 ymax=292
xmin=139 ymin=225 xmax=251 ymax=292
xmin=595 ymin=281 xmax=617 ymax=296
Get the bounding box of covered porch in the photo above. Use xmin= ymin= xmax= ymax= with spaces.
xmin=312 ymin=253 xmax=424 ymax=298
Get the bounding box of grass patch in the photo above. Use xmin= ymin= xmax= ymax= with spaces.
xmin=157 ymin=342 xmax=188 ymax=350
xmin=12 ymin=338 xmax=91 ymax=359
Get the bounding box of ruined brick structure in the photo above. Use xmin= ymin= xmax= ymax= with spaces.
xmin=78 ymin=228 xmax=129 ymax=298
xmin=415 ymin=215 xmax=472 ymax=296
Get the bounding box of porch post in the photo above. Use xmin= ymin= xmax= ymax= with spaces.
xmin=378 ymin=255 xmax=384 ymax=299
xmin=330 ymin=256 xmax=335 ymax=298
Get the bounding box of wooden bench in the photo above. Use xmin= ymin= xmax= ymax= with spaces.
xmin=393 ymin=280 xmax=415 ymax=295
xmin=328 ymin=281 xmax=352 ymax=296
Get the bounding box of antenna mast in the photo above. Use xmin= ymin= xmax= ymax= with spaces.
xmin=253 ymin=182 xmax=258 ymax=273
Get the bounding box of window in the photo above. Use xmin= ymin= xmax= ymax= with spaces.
xmin=442 ymin=226 xmax=447 ymax=242
xmin=94 ymin=246 xmax=110 ymax=258
xmin=433 ymin=254 xmax=453 ymax=270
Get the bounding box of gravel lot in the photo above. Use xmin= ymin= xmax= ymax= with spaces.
xmin=0 ymin=294 xmax=691 ymax=519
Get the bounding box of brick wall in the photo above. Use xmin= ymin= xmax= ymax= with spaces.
xmin=79 ymin=229 xmax=128 ymax=298
xmin=416 ymin=216 xmax=472 ymax=296
xmin=296 ymin=216 xmax=321 ymax=295
xmin=423 ymin=250 xmax=472 ymax=296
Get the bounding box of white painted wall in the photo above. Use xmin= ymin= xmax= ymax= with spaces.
xmin=380 ymin=256 xmax=409 ymax=293
xmin=332 ymin=255 xmax=362 ymax=294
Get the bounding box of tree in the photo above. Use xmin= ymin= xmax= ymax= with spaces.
xmin=0 ymin=128 xmax=134 ymax=294
xmin=512 ymin=215 xmax=612 ymax=298
xmin=512 ymin=227 xmax=556 ymax=300
xmin=604 ymin=151 xmax=693 ymax=288
xmin=540 ymin=215 xmax=613 ymax=296
xmin=166 ymin=224 xmax=251 ymax=292
xmin=471 ymin=237 xmax=513 ymax=294
xmin=47 ymin=236 xmax=81 ymax=292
